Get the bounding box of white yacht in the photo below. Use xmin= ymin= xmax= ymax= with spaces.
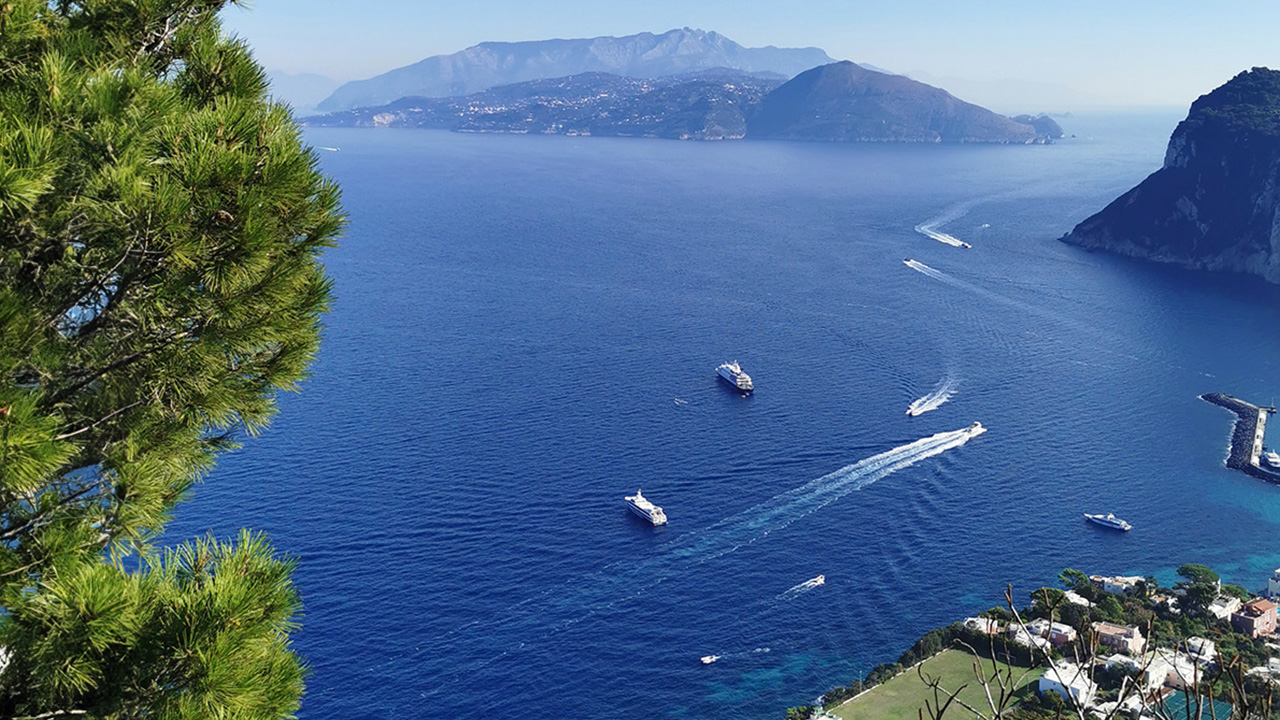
xmin=625 ymin=490 xmax=667 ymax=526
xmin=717 ymin=361 xmax=753 ymax=392
xmin=700 ymin=655 xmax=720 ymax=665
xmin=1083 ymin=513 xmax=1132 ymax=531
xmin=1265 ymin=450 xmax=1280 ymax=468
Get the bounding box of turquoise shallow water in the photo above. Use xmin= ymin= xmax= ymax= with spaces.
xmin=166 ymin=113 xmax=1280 ymax=719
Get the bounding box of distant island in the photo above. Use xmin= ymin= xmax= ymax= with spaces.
xmin=1062 ymin=67 xmax=1280 ymax=283
xmin=316 ymin=28 xmax=833 ymax=112
xmin=748 ymin=61 xmax=1050 ymax=144
xmin=306 ymin=70 xmax=783 ymax=140
xmin=306 ymin=62 xmax=1062 ymax=145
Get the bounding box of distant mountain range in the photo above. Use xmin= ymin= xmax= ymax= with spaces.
xmin=307 ymin=62 xmax=1061 ymax=145
xmin=315 ymin=28 xmax=833 ymax=112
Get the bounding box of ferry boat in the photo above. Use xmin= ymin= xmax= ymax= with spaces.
xmin=1083 ymin=513 xmax=1132 ymax=531
xmin=625 ymin=490 xmax=667 ymax=526
xmin=716 ymin=361 xmax=753 ymax=392
xmin=700 ymin=655 xmax=720 ymax=665
xmin=1265 ymin=450 xmax=1280 ymax=468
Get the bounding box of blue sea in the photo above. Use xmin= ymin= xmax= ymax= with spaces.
xmin=165 ymin=114 xmax=1280 ymax=719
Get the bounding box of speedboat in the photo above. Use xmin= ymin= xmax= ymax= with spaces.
xmin=812 ymin=575 xmax=825 ymax=585
xmin=700 ymin=655 xmax=720 ymax=665
xmin=1083 ymin=513 xmax=1132 ymax=531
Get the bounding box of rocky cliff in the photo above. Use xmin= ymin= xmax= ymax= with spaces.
xmin=747 ymin=62 xmax=1048 ymax=144
xmin=1062 ymin=68 xmax=1280 ymax=283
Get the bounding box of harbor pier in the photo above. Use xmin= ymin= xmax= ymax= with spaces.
xmin=1201 ymin=393 xmax=1280 ymax=485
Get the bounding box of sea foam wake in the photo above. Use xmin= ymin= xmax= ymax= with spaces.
xmin=907 ymin=376 xmax=959 ymax=416
xmin=915 ymin=222 xmax=970 ymax=248
xmin=915 ymin=203 xmax=976 ymax=248
xmin=417 ymin=426 xmax=988 ymax=696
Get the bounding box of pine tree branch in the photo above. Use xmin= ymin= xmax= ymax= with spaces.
xmin=54 ymin=400 xmax=145 ymax=441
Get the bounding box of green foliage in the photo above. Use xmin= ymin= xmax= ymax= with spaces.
xmin=1030 ymin=586 xmax=1065 ymax=618
xmin=1058 ymin=568 xmax=1089 ymax=591
xmin=1182 ymin=582 xmax=1220 ymax=617
xmin=0 ymin=1 xmax=343 ymax=717
xmin=784 ymin=705 xmax=815 ymax=720
xmin=1222 ymin=583 xmax=1252 ymax=601
xmin=1178 ymin=564 xmax=1221 ymax=586
xmin=1188 ymin=67 xmax=1280 ymax=136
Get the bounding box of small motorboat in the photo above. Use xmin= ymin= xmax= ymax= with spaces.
xmin=1083 ymin=513 xmax=1132 ymax=531
xmin=700 ymin=655 xmax=720 ymax=665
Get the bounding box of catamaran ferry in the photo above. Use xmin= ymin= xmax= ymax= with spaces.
xmin=625 ymin=490 xmax=667 ymax=526
xmin=717 ymin=361 xmax=753 ymax=392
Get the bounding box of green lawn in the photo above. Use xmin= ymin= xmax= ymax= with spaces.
xmin=828 ymin=648 xmax=1045 ymax=720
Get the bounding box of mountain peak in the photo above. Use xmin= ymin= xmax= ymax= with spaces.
xmin=315 ymin=30 xmax=834 ymax=112
xmin=749 ymin=61 xmax=1042 ymax=143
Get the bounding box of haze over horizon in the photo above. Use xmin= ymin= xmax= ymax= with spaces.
xmin=224 ymin=0 xmax=1280 ymax=112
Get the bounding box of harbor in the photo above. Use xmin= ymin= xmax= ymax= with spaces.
xmin=1201 ymin=393 xmax=1280 ymax=485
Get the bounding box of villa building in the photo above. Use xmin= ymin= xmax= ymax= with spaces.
xmin=963 ymin=617 xmax=1000 ymax=635
xmin=1092 ymin=622 xmax=1146 ymax=654
xmin=1089 ymin=575 xmax=1143 ymax=595
xmin=1024 ymin=618 xmax=1078 ymax=645
xmin=1183 ymin=636 xmax=1216 ymax=665
xmin=1231 ymin=598 xmax=1279 ymax=638
xmin=1207 ymin=595 xmax=1243 ymax=620
xmin=1038 ymin=661 xmax=1097 ymax=706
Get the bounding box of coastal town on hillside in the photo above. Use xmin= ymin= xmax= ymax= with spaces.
xmin=807 ymin=568 xmax=1280 ymax=720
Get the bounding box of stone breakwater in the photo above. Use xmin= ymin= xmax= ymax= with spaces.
xmin=1201 ymin=393 xmax=1280 ymax=485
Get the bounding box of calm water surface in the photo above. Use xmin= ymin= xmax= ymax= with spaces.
xmin=166 ymin=114 xmax=1280 ymax=719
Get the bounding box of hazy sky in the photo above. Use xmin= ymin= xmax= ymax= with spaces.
xmin=222 ymin=0 xmax=1280 ymax=110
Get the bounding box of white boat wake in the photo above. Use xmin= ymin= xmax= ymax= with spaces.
xmin=778 ymin=575 xmax=826 ymax=600
xmin=907 ymin=376 xmax=959 ymax=417
xmin=915 ymin=223 xmax=971 ymax=248
xmin=915 ymin=200 xmax=981 ymax=248
xmin=415 ymin=425 xmax=987 ymax=696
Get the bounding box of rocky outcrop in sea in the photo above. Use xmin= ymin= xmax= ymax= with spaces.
xmin=1062 ymin=67 xmax=1280 ymax=283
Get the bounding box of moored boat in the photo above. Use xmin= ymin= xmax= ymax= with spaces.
xmin=625 ymin=490 xmax=667 ymax=526
xmin=1083 ymin=512 xmax=1132 ymax=531
xmin=1265 ymin=449 xmax=1280 ymax=468
xmin=717 ymin=361 xmax=753 ymax=392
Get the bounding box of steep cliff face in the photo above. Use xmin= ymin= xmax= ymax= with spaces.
xmin=1062 ymin=68 xmax=1280 ymax=283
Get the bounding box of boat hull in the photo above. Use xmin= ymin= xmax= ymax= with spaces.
xmin=626 ymin=499 xmax=667 ymax=525
xmin=716 ymin=366 xmax=753 ymax=392
xmin=1083 ymin=514 xmax=1131 ymax=531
